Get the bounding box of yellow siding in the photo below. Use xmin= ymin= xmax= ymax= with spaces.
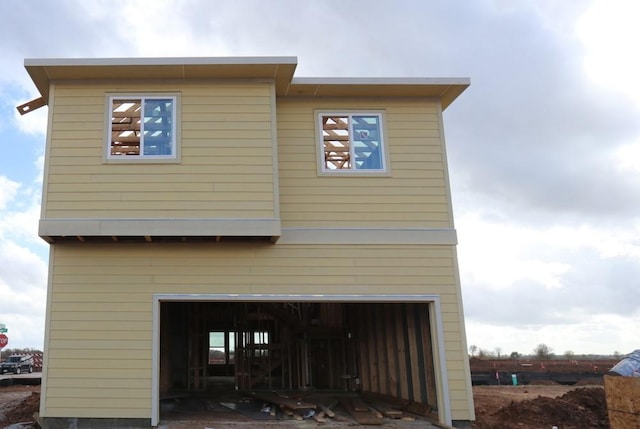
xmin=43 ymin=242 xmax=472 ymax=421
xmin=44 ymin=82 xmax=277 ymax=220
xmin=41 ymin=81 xmax=472 ymax=423
xmin=277 ymin=98 xmax=452 ymax=228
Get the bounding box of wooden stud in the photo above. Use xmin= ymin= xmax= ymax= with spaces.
xmin=375 ymin=304 xmax=389 ymax=395
xmin=406 ymin=304 xmax=421 ymax=402
xmin=384 ymin=305 xmax=400 ymax=398
xmin=365 ymin=304 xmax=380 ymax=392
xmin=419 ymin=304 xmax=438 ymax=409
xmin=394 ymin=304 xmax=410 ymax=401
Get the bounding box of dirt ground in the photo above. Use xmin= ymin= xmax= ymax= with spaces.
xmin=472 ymin=383 xmax=609 ymax=429
xmin=0 ymin=385 xmax=40 ymax=428
xmin=0 ymin=383 xmax=610 ymax=429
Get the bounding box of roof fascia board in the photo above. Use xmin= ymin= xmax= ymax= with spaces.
xmin=291 ymin=76 xmax=470 ymax=86
xmin=24 ymin=56 xmax=298 ymax=67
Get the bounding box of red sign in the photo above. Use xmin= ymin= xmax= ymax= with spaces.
xmin=0 ymin=334 xmax=8 ymax=348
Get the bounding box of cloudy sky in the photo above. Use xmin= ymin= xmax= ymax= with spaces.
xmin=1 ymin=0 xmax=639 ymax=356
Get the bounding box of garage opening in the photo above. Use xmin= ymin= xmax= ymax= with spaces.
xmin=157 ymin=299 xmax=445 ymax=425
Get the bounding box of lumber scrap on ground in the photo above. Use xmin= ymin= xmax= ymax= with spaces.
xmin=251 ymin=391 xmax=317 ymax=410
xmin=369 ymin=401 xmax=411 ymax=419
xmin=341 ymin=398 xmax=383 ymax=425
xmin=317 ymin=400 xmax=338 ymax=417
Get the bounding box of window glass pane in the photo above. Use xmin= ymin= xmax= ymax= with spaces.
xmin=322 ymin=115 xmax=351 ymax=169
xmin=228 ymin=332 xmax=235 ymax=363
xmin=111 ymin=99 xmax=141 ymax=156
xmin=352 ymin=115 xmax=382 ymax=170
xmin=209 ymin=331 xmax=236 ymax=364
xmin=143 ymin=98 xmax=173 ymax=156
xmin=209 ymin=331 xmax=225 ymax=364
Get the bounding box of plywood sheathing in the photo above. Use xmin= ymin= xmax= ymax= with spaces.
xmin=604 ymin=375 xmax=640 ymax=428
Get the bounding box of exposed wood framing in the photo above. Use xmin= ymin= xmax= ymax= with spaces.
xmin=159 ymin=301 xmax=439 ymax=420
xmin=322 ymin=116 xmax=351 ymax=169
xmin=187 ymin=303 xmax=207 ymax=391
xmin=111 ymin=99 xmax=142 ymax=156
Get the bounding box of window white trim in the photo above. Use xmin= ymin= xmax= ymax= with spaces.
xmin=316 ymin=110 xmax=390 ymax=175
xmin=105 ymin=94 xmax=180 ymax=163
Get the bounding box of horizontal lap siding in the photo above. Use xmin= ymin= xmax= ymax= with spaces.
xmin=44 ymin=242 xmax=470 ymax=419
xmin=45 ymin=83 xmax=276 ymax=220
xmin=276 ymin=98 xmax=451 ymax=228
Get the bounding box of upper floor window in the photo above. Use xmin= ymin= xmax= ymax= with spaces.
xmin=108 ymin=95 xmax=177 ymax=159
xmin=318 ymin=112 xmax=387 ymax=173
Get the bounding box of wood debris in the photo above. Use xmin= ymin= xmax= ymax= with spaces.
xmin=341 ymin=398 xmax=383 ymax=425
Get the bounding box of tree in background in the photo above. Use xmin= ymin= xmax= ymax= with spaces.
xmin=533 ymin=343 xmax=554 ymax=360
xmin=469 ymin=345 xmax=478 ymax=357
xmin=477 ymin=348 xmax=494 ymax=358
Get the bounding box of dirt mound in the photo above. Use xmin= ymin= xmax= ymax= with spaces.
xmin=474 ymin=387 xmax=608 ymax=429
xmin=0 ymin=391 xmax=39 ymax=427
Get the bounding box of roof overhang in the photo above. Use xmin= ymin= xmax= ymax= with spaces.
xmin=24 ymin=56 xmax=299 ymax=101
xmin=24 ymin=56 xmax=469 ymax=110
xmin=285 ymin=77 xmax=470 ymax=110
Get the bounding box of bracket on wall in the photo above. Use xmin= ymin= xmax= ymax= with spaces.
xmin=16 ymin=97 xmax=46 ymax=115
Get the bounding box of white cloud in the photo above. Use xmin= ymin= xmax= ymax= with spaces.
xmin=0 ymin=230 xmax=47 ymax=350
xmin=457 ymin=214 xmax=572 ymax=291
xmin=13 ymin=105 xmax=48 ymax=136
xmin=576 ymin=0 xmax=640 ymax=107
xmin=611 ymin=140 xmax=640 ymax=174
xmin=0 ymin=174 xmax=47 ymax=349
xmin=466 ymin=311 xmax=640 ymax=356
xmin=0 ymin=176 xmax=20 ymax=210
xmin=0 ymin=173 xmax=42 ymax=242
xmin=117 ymin=1 xmax=232 ymax=57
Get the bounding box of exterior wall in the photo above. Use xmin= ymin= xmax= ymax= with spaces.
xmin=42 ymin=242 xmax=472 ymax=422
xmin=273 ymin=97 xmax=474 ymax=422
xmin=39 ymin=76 xmax=473 ymax=424
xmin=43 ymin=81 xmax=277 ymax=220
xmin=277 ymin=97 xmax=451 ymax=228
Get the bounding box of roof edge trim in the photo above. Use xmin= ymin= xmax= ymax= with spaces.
xmin=24 ymin=56 xmax=299 ymax=67
xmin=291 ymin=77 xmax=470 ymax=86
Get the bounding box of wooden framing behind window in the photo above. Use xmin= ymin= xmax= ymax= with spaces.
xmin=317 ymin=111 xmax=388 ymax=173
xmin=108 ymin=95 xmax=178 ymax=160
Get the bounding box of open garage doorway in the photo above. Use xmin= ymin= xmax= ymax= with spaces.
xmin=152 ymin=295 xmax=451 ymax=426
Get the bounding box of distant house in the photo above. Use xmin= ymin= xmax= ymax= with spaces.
xmin=23 ymin=56 xmax=473 ymax=428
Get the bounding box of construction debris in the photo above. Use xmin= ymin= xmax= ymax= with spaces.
xmin=340 ymin=398 xmax=383 ymax=425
